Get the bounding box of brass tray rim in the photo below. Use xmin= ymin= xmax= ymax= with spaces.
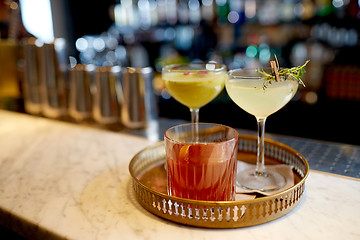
xmin=129 ymin=134 xmax=309 ymax=206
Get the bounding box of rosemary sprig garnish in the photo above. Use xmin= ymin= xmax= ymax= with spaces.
xmin=255 ymin=56 xmax=310 ymax=90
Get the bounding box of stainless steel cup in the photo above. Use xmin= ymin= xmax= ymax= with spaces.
xmin=38 ymin=38 xmax=68 ymax=118
xmin=68 ymin=64 xmax=94 ymax=121
xmin=22 ymin=37 xmax=42 ymax=115
xmin=93 ymin=66 xmax=123 ymax=125
xmin=121 ymin=67 xmax=157 ymax=129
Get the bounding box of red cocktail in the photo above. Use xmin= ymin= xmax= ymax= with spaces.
xmin=165 ymin=123 xmax=238 ymax=201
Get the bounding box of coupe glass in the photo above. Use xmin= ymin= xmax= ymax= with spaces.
xmin=226 ymin=68 xmax=299 ymax=192
xmin=162 ymin=63 xmax=226 ymax=124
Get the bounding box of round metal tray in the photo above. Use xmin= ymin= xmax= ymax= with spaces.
xmin=129 ymin=134 xmax=309 ymax=228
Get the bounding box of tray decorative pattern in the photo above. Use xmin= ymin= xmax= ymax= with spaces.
xmin=129 ymin=134 xmax=309 ymax=228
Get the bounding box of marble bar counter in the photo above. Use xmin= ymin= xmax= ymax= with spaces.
xmin=0 ymin=110 xmax=359 ymax=240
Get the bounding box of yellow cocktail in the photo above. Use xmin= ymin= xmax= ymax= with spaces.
xmin=163 ymin=71 xmax=226 ymax=110
xmin=162 ymin=63 xmax=226 ymax=124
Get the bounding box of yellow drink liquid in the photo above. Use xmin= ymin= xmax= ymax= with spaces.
xmin=226 ymin=79 xmax=298 ymax=118
xmin=163 ymin=71 xmax=226 ymax=110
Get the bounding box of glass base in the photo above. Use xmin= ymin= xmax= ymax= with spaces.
xmin=237 ymin=168 xmax=287 ymax=192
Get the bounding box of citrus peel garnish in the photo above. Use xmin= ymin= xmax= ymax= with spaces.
xmin=179 ymin=144 xmax=191 ymax=162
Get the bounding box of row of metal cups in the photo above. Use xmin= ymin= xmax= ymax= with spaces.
xmin=22 ymin=37 xmax=157 ymax=129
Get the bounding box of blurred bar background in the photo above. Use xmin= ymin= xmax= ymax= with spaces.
xmin=0 ymin=0 xmax=359 ymax=145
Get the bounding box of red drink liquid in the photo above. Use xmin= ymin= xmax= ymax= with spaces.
xmin=165 ymin=136 xmax=238 ymax=201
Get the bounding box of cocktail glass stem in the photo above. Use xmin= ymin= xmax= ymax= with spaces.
xmin=190 ymin=108 xmax=199 ymax=142
xmin=256 ymin=117 xmax=267 ymax=176
xmin=236 ymin=116 xmax=286 ymax=192
xmin=190 ymin=108 xmax=199 ymax=124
